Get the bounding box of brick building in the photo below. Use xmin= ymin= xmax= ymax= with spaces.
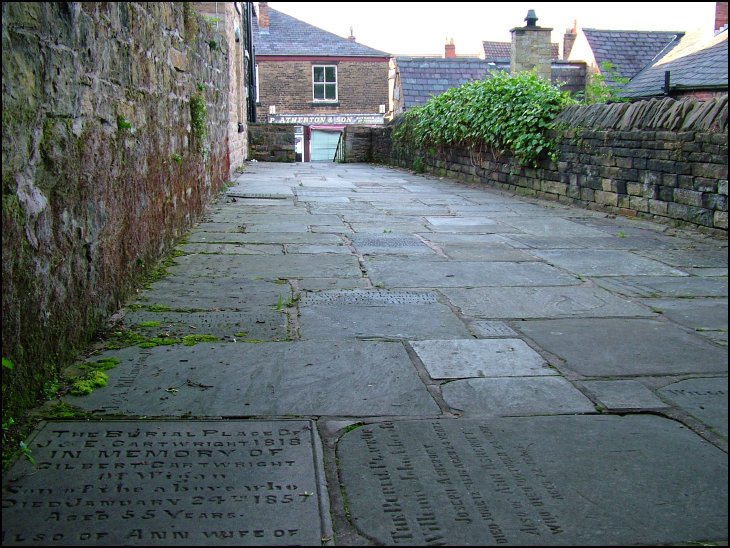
xmin=390 ymin=15 xmax=586 ymax=118
xmin=253 ymin=3 xmax=389 ymax=161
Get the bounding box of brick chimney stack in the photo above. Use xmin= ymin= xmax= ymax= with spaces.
xmin=444 ymin=38 xmax=456 ymax=58
xmin=716 ymin=1 xmax=728 ymax=32
xmin=348 ymin=26 xmax=356 ymax=42
xmin=563 ymin=19 xmax=577 ymax=60
xmin=258 ymin=2 xmax=269 ymax=32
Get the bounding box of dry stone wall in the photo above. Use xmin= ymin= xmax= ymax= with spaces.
xmin=2 ymin=2 xmax=231 ymax=419
xmin=373 ymin=96 xmax=728 ymax=234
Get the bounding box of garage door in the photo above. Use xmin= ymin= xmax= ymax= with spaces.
xmin=309 ymin=129 xmax=342 ymax=162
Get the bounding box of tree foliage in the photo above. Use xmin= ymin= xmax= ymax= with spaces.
xmin=580 ymin=61 xmax=630 ymax=104
xmin=392 ymin=70 xmax=575 ymax=167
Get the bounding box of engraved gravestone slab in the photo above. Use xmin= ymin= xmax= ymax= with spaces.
xmin=2 ymin=420 xmax=330 ymax=546
xmin=351 ymin=234 xmax=430 ymax=250
xmin=338 ymin=417 xmax=728 ymax=546
xmin=122 ymin=310 xmax=288 ymax=341
xmin=659 ymin=377 xmax=728 ymax=438
xmin=300 ymin=290 xmax=438 ymax=306
xmin=132 ymin=278 xmax=290 ymax=310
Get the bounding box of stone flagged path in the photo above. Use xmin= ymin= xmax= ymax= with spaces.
xmin=3 ymin=162 xmax=727 ymax=546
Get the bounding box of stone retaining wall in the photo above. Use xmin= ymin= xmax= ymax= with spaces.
xmin=373 ymin=96 xmax=728 ymax=234
xmin=249 ymin=124 xmax=296 ymax=162
xmin=2 ymin=2 xmax=231 ymax=419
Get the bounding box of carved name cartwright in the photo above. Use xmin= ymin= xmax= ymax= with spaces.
xmin=2 ymin=421 xmax=326 ymax=546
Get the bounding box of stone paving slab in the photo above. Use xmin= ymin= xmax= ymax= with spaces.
xmin=179 ymin=243 xmax=284 ymax=255
xmin=530 ymin=249 xmax=688 ymax=276
xmin=516 ymin=318 xmax=729 ymax=376
xmin=442 ymin=377 xmax=595 ymax=416
xmin=424 ymin=217 xmax=518 ymax=234
xmin=468 ymin=320 xmax=519 ymax=338
xmin=440 ymin=243 xmax=539 ymax=262
xmin=365 ymin=260 xmax=580 ymax=288
xmin=418 ymin=233 xmax=510 ymax=246
xmin=499 ymin=217 xmax=610 ymax=237
xmin=295 ymin=278 xmax=373 ymax=291
xmin=299 ymin=304 xmax=470 ymax=341
xmin=639 ymin=297 xmax=728 ymax=331
xmin=121 ymin=309 xmax=288 ymax=341
xmin=682 ymin=267 xmax=729 ymax=277
xmin=500 ymin=233 xmax=680 ymax=250
xmin=338 ymin=416 xmax=727 ymax=545
xmin=592 ymin=275 xmax=728 ymax=297
xmin=241 ymin=221 xmax=317 ymax=233
xmin=2 ymin=420 xmax=330 ymax=546
xmin=186 ymin=231 xmax=344 ymax=245
xmin=348 ymin=222 xmax=430 ymax=234
xmin=443 ymin=285 xmax=652 ymax=319
xmin=634 ymin=247 xmax=728 ymax=268
xmin=64 ymin=342 xmax=440 ymax=417
xmin=132 ymin=278 xmax=290 ymax=311
xmin=167 ymin=254 xmax=363 ymax=280
xmin=410 ymin=339 xmax=553 ymax=379
xmin=659 ymin=377 xmax=728 ymax=438
xmin=283 ymin=244 xmax=351 ymax=254
xmin=579 ymin=380 xmax=670 ymax=410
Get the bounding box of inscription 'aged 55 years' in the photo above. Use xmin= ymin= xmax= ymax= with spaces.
xmin=2 ymin=421 xmax=328 ymax=546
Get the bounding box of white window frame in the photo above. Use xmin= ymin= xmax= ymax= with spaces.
xmin=312 ymin=65 xmax=338 ymax=102
xmin=255 ymin=64 xmax=259 ymax=103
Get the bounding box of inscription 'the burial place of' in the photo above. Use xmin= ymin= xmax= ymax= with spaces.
xmin=2 ymin=421 xmax=326 ymax=546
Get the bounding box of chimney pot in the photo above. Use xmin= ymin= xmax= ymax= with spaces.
xmin=525 ymin=9 xmax=538 ymax=27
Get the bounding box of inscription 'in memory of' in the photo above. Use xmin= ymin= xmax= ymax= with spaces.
xmin=2 ymin=421 xmax=326 ymax=546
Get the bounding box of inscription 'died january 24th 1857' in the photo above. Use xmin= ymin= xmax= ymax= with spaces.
xmin=2 ymin=421 xmax=328 ymax=546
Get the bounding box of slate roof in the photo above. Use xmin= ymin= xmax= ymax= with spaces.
xmin=396 ymin=57 xmax=497 ymax=109
xmin=482 ymin=41 xmax=560 ymax=62
xmin=253 ymin=7 xmax=388 ymax=57
xmin=582 ymin=29 xmax=683 ymax=85
xmin=621 ymin=29 xmax=728 ymax=98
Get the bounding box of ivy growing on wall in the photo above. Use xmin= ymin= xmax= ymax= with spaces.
xmin=189 ymin=89 xmax=207 ymax=152
xmin=392 ymin=70 xmax=575 ymax=167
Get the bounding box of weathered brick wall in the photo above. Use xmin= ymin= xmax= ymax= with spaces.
xmin=249 ymin=124 xmax=296 ymax=162
xmin=373 ymin=96 xmax=728 ymax=234
xmin=256 ymin=60 xmax=388 ymax=122
xmin=2 ymin=2 xmax=232 ymax=419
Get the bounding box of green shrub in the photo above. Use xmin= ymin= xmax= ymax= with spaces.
xmin=580 ymin=61 xmax=630 ymax=104
xmin=392 ymin=70 xmax=575 ymax=167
